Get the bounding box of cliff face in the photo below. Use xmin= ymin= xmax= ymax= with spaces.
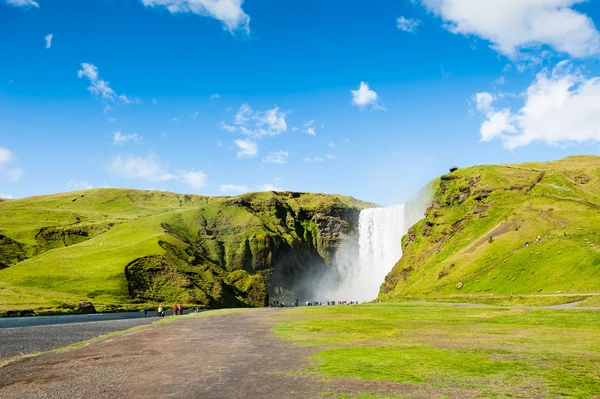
xmin=380 ymin=156 xmax=600 ymax=300
xmin=0 ymin=189 xmax=372 ymax=313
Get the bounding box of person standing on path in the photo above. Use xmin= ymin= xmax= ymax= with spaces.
xmin=173 ymin=305 xmax=178 ymax=316
xmin=143 ymin=307 xmax=147 ymax=318
xmin=157 ymin=305 xmax=163 ymax=317
xmin=178 ymin=303 xmax=183 ymax=315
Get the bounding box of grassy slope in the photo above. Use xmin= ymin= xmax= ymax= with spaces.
xmin=275 ymin=303 xmax=600 ymax=399
xmin=0 ymin=189 xmax=372 ymax=314
xmin=381 ymin=156 xmax=600 ymax=303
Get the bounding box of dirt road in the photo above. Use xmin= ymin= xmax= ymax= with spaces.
xmin=0 ymin=309 xmax=327 ymax=399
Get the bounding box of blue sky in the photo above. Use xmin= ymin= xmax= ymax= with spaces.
xmin=2 ymin=0 xmax=600 ymax=205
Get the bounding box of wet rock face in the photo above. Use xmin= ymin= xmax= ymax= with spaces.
xmin=77 ymin=301 xmax=96 ymax=313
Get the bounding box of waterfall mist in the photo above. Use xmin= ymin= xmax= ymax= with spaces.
xmin=305 ymin=186 xmax=433 ymax=303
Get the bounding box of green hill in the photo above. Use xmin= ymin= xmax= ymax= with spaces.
xmin=0 ymin=189 xmax=373 ymax=315
xmin=380 ymin=155 xmax=600 ymax=306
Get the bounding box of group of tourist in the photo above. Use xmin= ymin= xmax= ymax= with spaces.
xmin=269 ymin=299 xmax=359 ymax=307
xmin=306 ymin=300 xmax=359 ymax=306
xmin=155 ymin=303 xmax=184 ymax=317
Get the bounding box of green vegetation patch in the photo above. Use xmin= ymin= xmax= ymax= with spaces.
xmin=275 ymin=303 xmax=600 ymax=398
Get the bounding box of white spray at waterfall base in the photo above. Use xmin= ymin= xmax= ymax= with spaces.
xmin=330 ymin=205 xmax=408 ymax=302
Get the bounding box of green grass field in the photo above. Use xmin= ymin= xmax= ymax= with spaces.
xmin=275 ymin=303 xmax=600 ymax=399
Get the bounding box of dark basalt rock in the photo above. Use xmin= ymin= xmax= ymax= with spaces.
xmin=77 ymin=301 xmax=96 ymax=314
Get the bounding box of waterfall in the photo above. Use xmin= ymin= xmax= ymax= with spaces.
xmin=357 ymin=204 xmax=407 ymax=300
xmin=327 ymin=204 xmax=410 ymax=302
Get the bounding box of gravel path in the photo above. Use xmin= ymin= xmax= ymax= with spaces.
xmin=0 ymin=318 xmax=157 ymax=360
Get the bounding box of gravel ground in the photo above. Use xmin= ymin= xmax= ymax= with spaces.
xmin=0 ymin=318 xmax=157 ymax=360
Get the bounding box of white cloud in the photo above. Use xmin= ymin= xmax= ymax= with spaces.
xmin=0 ymin=146 xmax=23 ymax=183
xmin=474 ymin=63 xmax=600 ymax=149
xmin=227 ymin=104 xmax=288 ymax=138
xmin=291 ymin=127 xmax=300 ymax=132
xmin=113 ymin=131 xmax=141 ymax=145
xmin=141 ymin=0 xmax=250 ymax=33
xmin=210 ymin=93 xmax=220 ymax=99
xmin=262 ymin=150 xmax=288 ymax=164
xmin=351 ymin=82 xmax=385 ymax=111
xmin=419 ymin=0 xmax=600 ymax=58
xmin=304 ymin=157 xmax=324 ymax=164
xmin=118 ymin=94 xmax=141 ymax=104
xmin=220 ymin=184 xmax=248 ymax=193
xmin=66 ymin=181 xmax=94 ymax=190
xmin=397 ymin=16 xmax=421 ymax=32
xmin=108 ymin=117 xmax=117 ymax=122
xmin=0 ymin=194 xmax=14 ymax=199
xmin=256 ymin=183 xmax=282 ymax=192
xmin=191 ymin=111 xmax=199 ymax=120
xmin=328 ymin=142 xmax=336 ymax=148
xmin=45 ymin=33 xmax=53 ymax=49
xmin=234 ymin=138 xmax=258 ymax=158
xmin=109 ymin=154 xmax=177 ymax=182
xmin=78 ymin=63 xmax=137 ymax=104
xmin=109 ymin=153 xmax=207 ymax=190
xmin=0 ymin=147 xmax=11 ymax=164
xmin=221 ymin=122 xmax=237 ymax=132
xmin=304 ymin=120 xmax=316 ymax=135
xmin=178 ymin=169 xmax=207 ymax=189
xmin=6 ymin=0 xmax=39 ymax=7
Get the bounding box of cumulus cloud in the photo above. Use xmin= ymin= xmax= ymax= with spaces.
xmin=6 ymin=0 xmax=39 ymax=7
xmin=234 ymin=138 xmax=258 ymax=158
xmin=78 ymin=63 xmax=136 ymax=103
xmin=178 ymin=169 xmax=207 ymax=189
xmin=0 ymin=146 xmax=24 ymax=182
xmin=109 ymin=154 xmax=177 ymax=182
xmin=256 ymin=183 xmax=282 ymax=192
xmin=303 ymin=157 xmax=324 ymax=164
xmin=474 ymin=62 xmax=600 ymax=149
xmin=141 ymin=0 xmax=250 ymax=33
xmin=304 ymin=120 xmax=316 ymax=135
xmin=219 ymin=184 xmax=248 ymax=193
xmin=45 ymin=33 xmax=53 ymax=49
xmin=262 ymin=150 xmax=288 ymax=164
xmin=419 ymin=0 xmax=600 ymax=58
xmin=109 ymin=153 xmax=207 ymax=190
xmin=397 ymin=16 xmax=421 ymax=32
xmin=351 ymin=82 xmax=385 ymax=111
xmin=221 ymin=122 xmax=237 ymax=132
xmin=224 ymin=104 xmax=288 ymax=138
xmin=113 ymin=131 xmax=141 ymax=145
xmin=0 ymin=147 xmax=11 ymax=164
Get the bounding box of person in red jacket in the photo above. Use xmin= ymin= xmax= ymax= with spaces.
xmin=173 ymin=305 xmax=178 ymax=316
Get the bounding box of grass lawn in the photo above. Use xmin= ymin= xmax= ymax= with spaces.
xmin=274 ymin=303 xmax=600 ymax=399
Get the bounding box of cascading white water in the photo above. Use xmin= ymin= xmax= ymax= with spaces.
xmin=328 ymin=204 xmax=409 ymax=302
xmin=357 ymin=204 xmax=407 ymax=299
